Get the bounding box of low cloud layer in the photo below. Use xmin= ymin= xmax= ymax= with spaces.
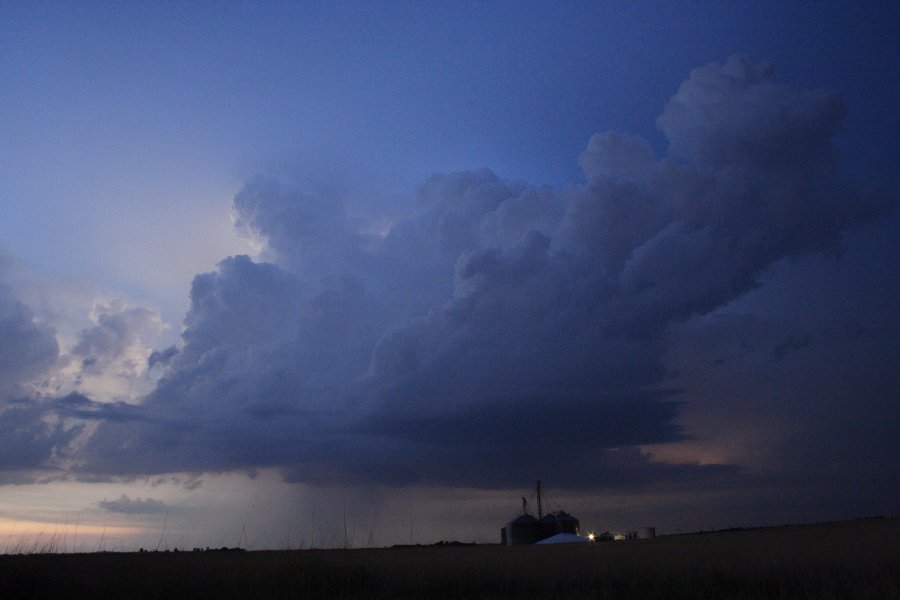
xmin=1 ymin=57 xmax=894 ymax=503
xmin=97 ymin=494 xmax=168 ymax=514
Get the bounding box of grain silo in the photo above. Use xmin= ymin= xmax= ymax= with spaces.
xmin=541 ymin=511 xmax=580 ymax=537
xmin=505 ymin=513 xmax=543 ymax=545
xmin=503 ymin=496 xmax=544 ymax=545
xmin=502 ymin=482 xmax=583 ymax=545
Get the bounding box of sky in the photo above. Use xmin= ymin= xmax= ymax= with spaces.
xmin=0 ymin=1 xmax=897 ymax=550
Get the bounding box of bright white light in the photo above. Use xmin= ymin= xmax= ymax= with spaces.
xmin=587 ymin=532 xmax=596 ymax=541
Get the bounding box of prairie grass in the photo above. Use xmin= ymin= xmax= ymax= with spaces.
xmin=1 ymin=518 xmax=897 ymax=599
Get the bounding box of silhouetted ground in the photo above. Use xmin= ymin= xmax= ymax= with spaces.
xmin=1 ymin=517 xmax=897 ymax=599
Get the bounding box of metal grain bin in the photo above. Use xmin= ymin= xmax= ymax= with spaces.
xmin=506 ymin=514 xmax=542 ymax=545
xmin=541 ymin=511 xmax=580 ymax=537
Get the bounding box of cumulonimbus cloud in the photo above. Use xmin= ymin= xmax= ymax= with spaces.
xmin=29 ymin=56 xmax=893 ymax=489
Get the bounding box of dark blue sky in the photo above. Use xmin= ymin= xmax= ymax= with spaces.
xmin=0 ymin=2 xmax=897 ymax=548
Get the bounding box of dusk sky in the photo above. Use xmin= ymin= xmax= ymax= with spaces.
xmin=1 ymin=2 xmax=897 ymax=550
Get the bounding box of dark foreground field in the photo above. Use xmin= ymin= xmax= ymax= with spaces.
xmin=2 ymin=518 xmax=898 ymax=599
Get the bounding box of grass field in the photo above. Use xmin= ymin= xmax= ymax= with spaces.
xmin=1 ymin=517 xmax=897 ymax=599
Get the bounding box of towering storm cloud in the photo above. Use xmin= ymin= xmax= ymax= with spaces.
xmin=75 ymin=56 xmax=890 ymax=490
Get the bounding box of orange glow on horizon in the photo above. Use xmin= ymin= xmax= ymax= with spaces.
xmin=0 ymin=517 xmax=143 ymax=538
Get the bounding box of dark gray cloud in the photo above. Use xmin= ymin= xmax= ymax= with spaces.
xmin=0 ymin=391 xmax=152 ymax=482
xmin=97 ymin=493 xmax=168 ymax=514
xmin=50 ymin=392 xmax=149 ymax=424
xmin=661 ymin=196 xmax=900 ymax=517
xmin=148 ymin=346 xmax=178 ymax=369
xmin=75 ymin=56 xmax=892 ymax=499
xmin=0 ymin=259 xmax=69 ymax=480
xmin=664 ymin=291 xmax=899 ymax=518
xmin=0 ymin=282 xmax=59 ymax=396
xmin=0 ymin=399 xmax=82 ymax=471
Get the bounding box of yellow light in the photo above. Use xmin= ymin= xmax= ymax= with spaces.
xmin=587 ymin=532 xmax=596 ymax=541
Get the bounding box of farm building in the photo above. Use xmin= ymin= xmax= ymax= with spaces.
xmin=501 ymin=481 xmax=584 ymax=545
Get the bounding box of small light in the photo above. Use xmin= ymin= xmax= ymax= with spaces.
xmin=587 ymin=532 xmax=596 ymax=542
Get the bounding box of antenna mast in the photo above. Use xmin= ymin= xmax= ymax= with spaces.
xmin=536 ymin=480 xmax=543 ymax=520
